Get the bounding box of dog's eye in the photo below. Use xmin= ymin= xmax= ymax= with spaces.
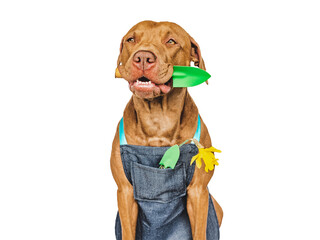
xmin=167 ymin=39 xmax=177 ymax=45
xmin=126 ymin=37 xmax=135 ymax=43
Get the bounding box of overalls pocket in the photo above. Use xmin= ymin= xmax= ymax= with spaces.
xmin=131 ymin=161 xmax=187 ymax=203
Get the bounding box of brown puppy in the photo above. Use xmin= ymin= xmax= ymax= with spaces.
xmin=111 ymin=20 xmax=223 ymax=240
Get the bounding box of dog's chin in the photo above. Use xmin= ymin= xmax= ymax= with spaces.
xmin=129 ymin=77 xmax=173 ymax=99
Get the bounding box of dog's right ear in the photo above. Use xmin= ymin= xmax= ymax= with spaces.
xmin=117 ymin=37 xmax=124 ymax=67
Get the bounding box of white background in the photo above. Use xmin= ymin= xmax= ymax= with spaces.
xmin=1 ymin=0 xmax=319 ymax=239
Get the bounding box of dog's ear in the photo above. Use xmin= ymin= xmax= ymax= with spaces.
xmin=190 ymin=36 xmax=206 ymax=71
xmin=117 ymin=37 xmax=124 ymax=67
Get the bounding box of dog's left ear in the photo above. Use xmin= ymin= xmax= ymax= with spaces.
xmin=190 ymin=36 xmax=206 ymax=71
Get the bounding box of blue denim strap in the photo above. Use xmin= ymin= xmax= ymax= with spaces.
xmin=119 ymin=114 xmax=201 ymax=145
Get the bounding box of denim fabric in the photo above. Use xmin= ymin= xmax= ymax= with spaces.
xmin=115 ymin=144 xmax=220 ymax=240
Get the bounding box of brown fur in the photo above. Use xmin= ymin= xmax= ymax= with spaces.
xmin=111 ymin=21 xmax=223 ymax=240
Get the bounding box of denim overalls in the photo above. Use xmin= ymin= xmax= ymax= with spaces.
xmin=115 ymin=115 xmax=220 ymax=240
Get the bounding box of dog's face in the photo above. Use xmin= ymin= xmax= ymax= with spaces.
xmin=117 ymin=21 xmax=205 ymax=99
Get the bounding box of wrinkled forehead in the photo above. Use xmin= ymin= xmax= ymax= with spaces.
xmin=125 ymin=21 xmax=190 ymax=44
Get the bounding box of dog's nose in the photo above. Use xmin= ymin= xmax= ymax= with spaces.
xmin=132 ymin=51 xmax=156 ymax=71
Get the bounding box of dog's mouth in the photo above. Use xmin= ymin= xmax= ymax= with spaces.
xmin=129 ymin=77 xmax=173 ymax=98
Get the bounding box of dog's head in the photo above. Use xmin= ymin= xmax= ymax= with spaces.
xmin=117 ymin=21 xmax=205 ymax=99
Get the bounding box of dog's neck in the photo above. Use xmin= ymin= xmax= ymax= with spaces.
xmin=123 ymin=88 xmax=199 ymax=147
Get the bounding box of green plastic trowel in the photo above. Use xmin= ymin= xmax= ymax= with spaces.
xmin=115 ymin=66 xmax=211 ymax=87
xmin=172 ymin=66 xmax=211 ymax=87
